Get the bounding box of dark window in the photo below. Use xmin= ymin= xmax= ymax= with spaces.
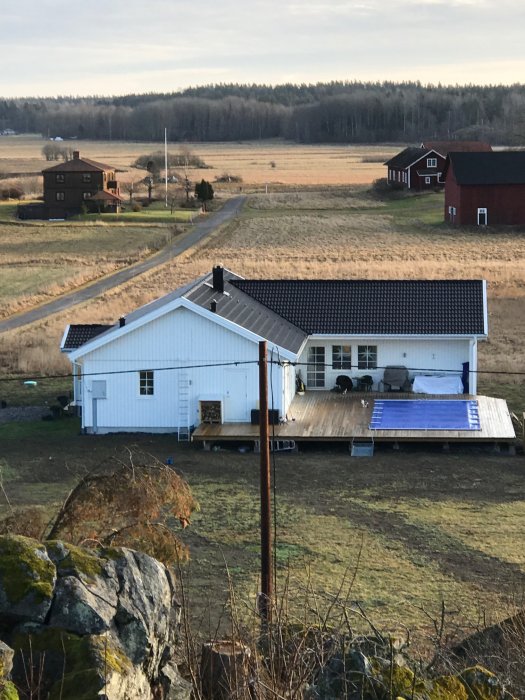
xmin=358 ymin=345 xmax=377 ymax=370
xmin=55 ymin=174 xmax=65 ymax=183
xmin=82 ymin=192 xmax=92 ymax=200
xmin=56 ymin=192 xmax=65 ymax=201
xmin=139 ymin=370 xmax=154 ymax=395
xmin=82 ymin=173 xmax=92 ymax=183
xmin=332 ymin=345 xmax=351 ymax=370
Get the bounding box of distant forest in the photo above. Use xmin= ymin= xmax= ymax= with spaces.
xmin=2 ymin=82 xmax=525 ymax=144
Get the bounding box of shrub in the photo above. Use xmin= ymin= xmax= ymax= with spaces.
xmin=215 ymin=172 xmax=243 ymax=183
xmin=132 ymin=202 xmax=143 ymax=212
xmin=1 ymin=186 xmax=24 ymax=200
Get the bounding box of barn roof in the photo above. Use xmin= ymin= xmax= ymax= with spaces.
xmin=422 ymin=140 xmax=492 ymax=155
xmin=232 ymin=279 xmax=487 ymax=336
xmin=445 ymin=151 xmax=525 ymax=185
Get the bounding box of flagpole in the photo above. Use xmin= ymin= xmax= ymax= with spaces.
xmin=165 ymin=127 xmax=168 ymax=208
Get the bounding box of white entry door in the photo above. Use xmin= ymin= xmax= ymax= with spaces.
xmin=477 ymin=207 xmax=488 ymax=225
xmin=224 ymin=370 xmax=249 ymax=421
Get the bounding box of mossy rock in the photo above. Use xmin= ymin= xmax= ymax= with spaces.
xmin=0 ymin=535 xmax=56 ymax=621
xmin=0 ymin=680 xmax=19 ymax=700
xmin=424 ymin=674 xmax=469 ymax=699
xmin=460 ymin=666 xmax=516 ymax=700
xmin=11 ymin=625 xmax=132 ymax=700
xmin=46 ymin=541 xmax=105 ymax=582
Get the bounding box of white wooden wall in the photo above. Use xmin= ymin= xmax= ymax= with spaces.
xmin=298 ymin=337 xmax=474 ymax=391
xmin=78 ymin=307 xmax=284 ymax=433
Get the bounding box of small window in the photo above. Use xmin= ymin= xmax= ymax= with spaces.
xmin=56 ymin=191 xmax=65 ymax=201
xmin=55 ymin=173 xmax=65 ymax=183
xmin=82 ymin=192 xmax=92 ymax=200
xmin=358 ymin=345 xmax=377 ymax=370
xmin=332 ymin=345 xmax=351 ymax=370
xmin=427 ymin=157 xmax=437 ymax=168
xmin=425 ymin=176 xmax=431 ymax=184
xmin=139 ymin=370 xmax=154 ymax=395
xmin=82 ymin=173 xmax=92 ymax=183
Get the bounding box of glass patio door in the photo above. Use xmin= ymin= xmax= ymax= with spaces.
xmin=307 ymin=346 xmax=325 ymax=388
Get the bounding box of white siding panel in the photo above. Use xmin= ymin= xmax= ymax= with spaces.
xmin=299 ymin=338 xmax=471 ymax=391
xmin=79 ymin=308 xmax=286 ymax=432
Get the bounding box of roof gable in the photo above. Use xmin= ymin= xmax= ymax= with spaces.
xmin=384 ymin=147 xmax=428 ymax=169
xmin=231 ymin=279 xmax=487 ymax=336
xmin=446 ymin=151 xmax=525 ymax=185
xmin=43 ymin=156 xmax=115 ymax=173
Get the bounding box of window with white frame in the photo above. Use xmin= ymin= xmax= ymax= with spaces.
xmin=56 ymin=191 xmax=65 ymax=201
xmin=55 ymin=173 xmax=65 ymax=183
xmin=82 ymin=173 xmax=92 ymax=183
xmin=427 ymin=157 xmax=437 ymax=168
xmin=425 ymin=176 xmax=431 ymax=184
xmin=139 ymin=370 xmax=154 ymax=395
xmin=358 ymin=345 xmax=377 ymax=370
xmin=332 ymin=345 xmax=351 ymax=370
xmin=82 ymin=192 xmax=92 ymax=200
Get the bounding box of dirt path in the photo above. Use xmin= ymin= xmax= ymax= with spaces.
xmin=0 ymin=195 xmax=246 ymax=333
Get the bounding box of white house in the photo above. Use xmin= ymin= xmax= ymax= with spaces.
xmin=61 ymin=266 xmax=488 ymax=436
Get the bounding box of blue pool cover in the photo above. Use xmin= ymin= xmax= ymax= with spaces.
xmin=369 ymin=400 xmax=481 ymax=431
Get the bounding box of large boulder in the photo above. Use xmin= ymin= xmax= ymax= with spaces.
xmin=0 ymin=536 xmax=190 ymax=700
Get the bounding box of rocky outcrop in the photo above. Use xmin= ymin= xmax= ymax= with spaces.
xmin=304 ymin=635 xmax=517 ymax=700
xmin=0 ymin=535 xmax=190 ymax=700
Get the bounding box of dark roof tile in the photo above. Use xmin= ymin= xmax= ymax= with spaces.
xmin=62 ymin=324 xmax=114 ymax=350
xmin=231 ymin=280 xmax=486 ymax=336
xmin=447 ymin=151 xmax=525 ymax=185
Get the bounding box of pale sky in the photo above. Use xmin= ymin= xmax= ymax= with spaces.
xmin=1 ymin=0 xmax=524 ymax=97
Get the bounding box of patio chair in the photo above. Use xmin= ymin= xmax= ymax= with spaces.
xmin=335 ymin=375 xmax=353 ymax=394
xmin=356 ymin=375 xmax=374 ymax=392
xmin=382 ymin=365 xmax=410 ymax=392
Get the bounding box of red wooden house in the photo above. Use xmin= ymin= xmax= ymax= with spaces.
xmin=43 ymin=151 xmax=122 ymax=218
xmin=443 ymin=151 xmax=525 ymax=226
xmin=385 ymin=141 xmax=492 ymax=191
xmin=384 ymin=147 xmax=444 ymax=190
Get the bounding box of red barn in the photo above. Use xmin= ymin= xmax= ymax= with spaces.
xmin=443 ymin=151 xmax=525 ymax=226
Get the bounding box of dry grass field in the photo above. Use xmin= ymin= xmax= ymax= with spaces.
xmin=0 ymin=134 xmax=394 ymax=188
xmin=1 ymin=138 xmax=525 ymax=654
xmin=4 ymin=186 xmax=521 ymax=381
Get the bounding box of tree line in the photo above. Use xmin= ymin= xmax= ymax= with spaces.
xmin=1 ymin=81 xmax=525 ymax=144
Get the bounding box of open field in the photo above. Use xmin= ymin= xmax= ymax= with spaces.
xmin=0 ymin=134 xmax=395 ymax=187
xmin=0 ymin=203 xmax=185 ymax=320
xmin=0 ymin=422 xmax=523 ymax=648
xmin=3 ymin=185 xmax=523 ymax=383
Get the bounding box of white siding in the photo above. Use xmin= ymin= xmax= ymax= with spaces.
xmin=299 ymin=337 xmax=472 ymax=391
xmin=78 ymin=307 xmax=285 ymax=433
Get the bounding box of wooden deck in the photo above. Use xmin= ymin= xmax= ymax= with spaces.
xmin=192 ymin=392 xmax=516 ymax=444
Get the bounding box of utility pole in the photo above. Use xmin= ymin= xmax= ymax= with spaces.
xmin=258 ymin=340 xmax=272 ymax=625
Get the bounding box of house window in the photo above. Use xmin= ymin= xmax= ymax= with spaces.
xmin=427 ymin=158 xmax=437 ymax=168
xmin=55 ymin=174 xmax=65 ymax=183
xmin=358 ymin=345 xmax=377 ymax=370
xmin=139 ymin=370 xmax=154 ymax=395
xmin=306 ymin=346 xmax=325 ymax=388
xmin=332 ymin=345 xmax=351 ymax=370
xmin=82 ymin=173 xmax=92 ymax=183
xmin=82 ymin=192 xmax=92 ymax=200
xmin=477 ymin=207 xmax=488 ymax=226
xmin=56 ymin=192 xmax=65 ymax=201
xmin=425 ymin=177 xmax=431 ymax=184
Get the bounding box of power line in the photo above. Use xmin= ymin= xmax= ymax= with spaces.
xmin=1 ymin=358 xmax=524 ymax=386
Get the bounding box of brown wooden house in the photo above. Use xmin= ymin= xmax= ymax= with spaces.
xmin=385 ymin=141 xmax=492 ymax=191
xmin=443 ymin=151 xmax=525 ymax=226
xmin=42 ymin=151 xmax=121 ymax=218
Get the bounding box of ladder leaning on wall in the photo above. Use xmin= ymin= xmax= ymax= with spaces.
xmin=177 ymin=371 xmax=191 ymax=441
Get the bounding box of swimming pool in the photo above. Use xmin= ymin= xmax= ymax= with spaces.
xmin=369 ymin=400 xmax=481 ymax=431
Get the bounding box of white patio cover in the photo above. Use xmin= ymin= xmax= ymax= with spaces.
xmin=412 ymin=375 xmax=464 ymax=394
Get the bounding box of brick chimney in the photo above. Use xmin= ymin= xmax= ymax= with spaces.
xmin=73 ymin=150 xmax=80 ymax=160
